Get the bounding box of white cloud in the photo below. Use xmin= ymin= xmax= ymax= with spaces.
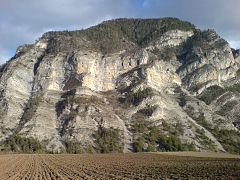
xmin=228 ymin=40 xmax=240 ymax=50
xmin=0 ymin=0 xmax=239 ymax=63
xmin=0 ymin=46 xmax=12 ymax=64
xmin=0 ymin=0 xmax=139 ymax=62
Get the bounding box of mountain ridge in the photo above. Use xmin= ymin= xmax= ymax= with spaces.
xmin=0 ymin=18 xmax=240 ymax=154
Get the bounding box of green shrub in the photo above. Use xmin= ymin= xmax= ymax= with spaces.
xmin=213 ymin=128 xmax=240 ymax=154
xmin=79 ymin=18 xmax=195 ymax=54
xmin=4 ymin=135 xmax=45 ymax=153
xmin=199 ymin=85 xmax=225 ymax=105
xmin=93 ymin=126 xmax=123 ymax=153
xmin=64 ymin=141 xmax=83 ymax=154
xmin=199 ymin=84 xmax=240 ymax=105
xmin=183 ymin=29 xmax=226 ymax=52
xmin=196 ymin=128 xmax=216 ymax=150
xmin=156 ymin=133 xmax=195 ymax=152
xmin=162 ymin=121 xmax=184 ymax=136
xmin=132 ymin=118 xmax=149 ymax=134
xmin=236 ymin=69 xmax=240 ymax=77
xmin=133 ymin=137 xmax=145 ymax=152
xmin=158 ymin=135 xmax=183 ymax=151
xmin=146 ymin=126 xmax=161 ymax=144
xmin=14 ymin=93 xmax=44 ymax=135
xmin=178 ymin=95 xmax=187 ymax=107
xmin=226 ymin=84 xmax=240 ymax=93
xmin=175 ymin=122 xmax=184 ymax=136
xmin=195 ymin=113 xmax=212 ymax=130
xmin=217 ymin=101 xmax=238 ymax=116
xmin=132 ymin=119 xmax=195 ymax=152
xmin=133 ymin=125 xmax=159 ymax=152
xmin=138 ymin=104 xmax=157 ymax=117
xmin=126 ymin=88 xmax=153 ymax=105
xmin=44 ymin=18 xmax=195 ymax=54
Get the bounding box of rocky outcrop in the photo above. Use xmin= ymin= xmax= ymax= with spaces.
xmin=0 ymin=44 xmax=46 ymax=139
xmin=0 ymin=18 xmax=240 ymax=153
xmin=177 ymin=30 xmax=239 ymax=94
xmin=234 ymin=49 xmax=240 ymax=65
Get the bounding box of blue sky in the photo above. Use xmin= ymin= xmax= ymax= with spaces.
xmin=0 ymin=0 xmax=240 ymax=64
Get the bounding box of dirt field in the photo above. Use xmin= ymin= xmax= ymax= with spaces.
xmin=0 ymin=153 xmax=239 ymax=179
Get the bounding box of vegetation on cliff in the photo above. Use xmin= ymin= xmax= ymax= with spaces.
xmin=3 ymin=135 xmax=45 ymax=153
xmin=43 ymin=18 xmax=195 ymax=54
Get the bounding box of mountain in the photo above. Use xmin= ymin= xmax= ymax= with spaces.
xmin=0 ymin=18 xmax=240 ymax=153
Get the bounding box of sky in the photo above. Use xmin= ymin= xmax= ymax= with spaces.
xmin=0 ymin=0 xmax=240 ymax=64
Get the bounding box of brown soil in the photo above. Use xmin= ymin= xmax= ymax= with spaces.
xmin=0 ymin=153 xmax=239 ymax=179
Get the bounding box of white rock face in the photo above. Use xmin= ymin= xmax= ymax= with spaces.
xmin=146 ymin=60 xmax=181 ymax=90
xmin=236 ymin=54 xmax=240 ymax=65
xmin=36 ymin=40 xmax=48 ymax=49
xmin=153 ymin=30 xmax=193 ymax=48
xmin=178 ymin=32 xmax=239 ymax=92
xmin=0 ymin=46 xmax=46 ymax=137
xmin=75 ymin=50 xmax=149 ymax=91
xmin=39 ymin=50 xmax=149 ymax=92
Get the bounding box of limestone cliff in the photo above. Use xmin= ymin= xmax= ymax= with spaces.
xmin=0 ymin=18 xmax=240 ymax=153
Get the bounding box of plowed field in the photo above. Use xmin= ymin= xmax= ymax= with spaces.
xmin=0 ymin=153 xmax=239 ymax=179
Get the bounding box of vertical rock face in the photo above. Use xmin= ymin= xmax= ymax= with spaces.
xmin=177 ymin=30 xmax=239 ymax=94
xmin=0 ymin=44 xmax=46 ymax=138
xmin=234 ymin=49 xmax=240 ymax=65
xmin=0 ymin=18 xmax=240 ymax=153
